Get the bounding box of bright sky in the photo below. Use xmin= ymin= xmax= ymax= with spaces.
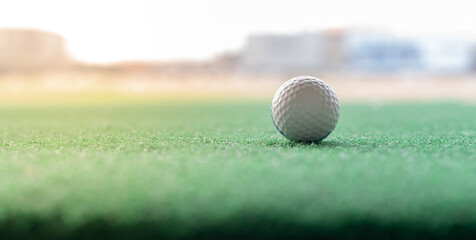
xmin=1 ymin=0 xmax=475 ymax=63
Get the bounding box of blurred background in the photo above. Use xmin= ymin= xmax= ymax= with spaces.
xmin=1 ymin=0 xmax=475 ymax=104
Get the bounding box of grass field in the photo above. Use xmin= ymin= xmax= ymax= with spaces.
xmin=0 ymin=101 xmax=475 ymax=239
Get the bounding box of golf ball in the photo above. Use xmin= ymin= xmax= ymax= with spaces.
xmin=271 ymin=76 xmax=340 ymax=142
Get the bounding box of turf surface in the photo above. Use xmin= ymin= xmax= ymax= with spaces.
xmin=0 ymin=102 xmax=475 ymax=239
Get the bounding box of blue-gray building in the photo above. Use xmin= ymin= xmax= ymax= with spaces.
xmin=239 ymin=30 xmax=476 ymax=74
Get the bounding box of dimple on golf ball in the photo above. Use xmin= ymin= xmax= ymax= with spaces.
xmin=271 ymin=76 xmax=340 ymax=142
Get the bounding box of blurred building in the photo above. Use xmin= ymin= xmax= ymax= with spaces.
xmin=239 ymin=33 xmax=329 ymax=74
xmin=342 ymin=31 xmax=422 ymax=72
xmin=416 ymin=38 xmax=475 ymax=73
xmin=0 ymin=29 xmax=71 ymax=72
xmin=239 ymin=30 xmax=476 ymax=74
xmin=342 ymin=31 xmax=475 ymax=73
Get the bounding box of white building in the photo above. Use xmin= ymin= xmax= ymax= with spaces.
xmin=416 ymin=37 xmax=475 ymax=73
xmin=239 ymin=33 xmax=329 ymax=73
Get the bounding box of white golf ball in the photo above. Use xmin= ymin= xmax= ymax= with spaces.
xmin=271 ymin=76 xmax=340 ymax=142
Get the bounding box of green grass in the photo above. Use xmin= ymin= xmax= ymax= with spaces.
xmin=0 ymin=102 xmax=475 ymax=239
